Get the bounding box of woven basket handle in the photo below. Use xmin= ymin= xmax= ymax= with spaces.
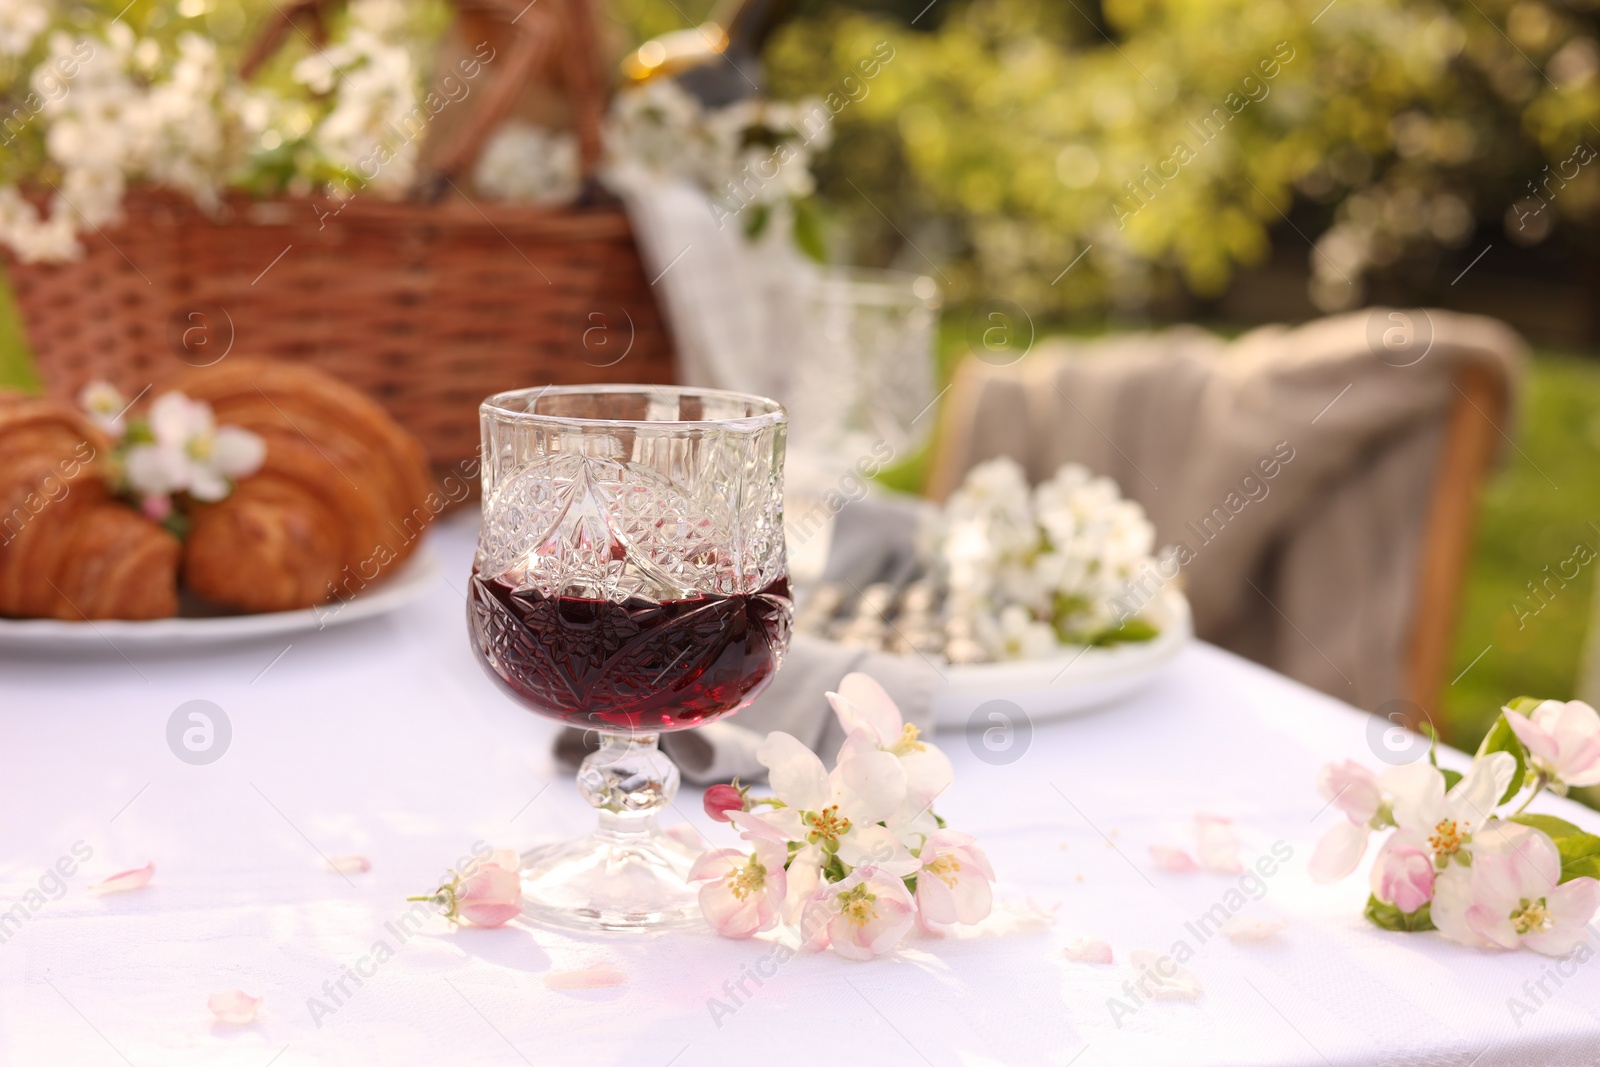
xmin=241 ymin=0 xmax=608 ymax=190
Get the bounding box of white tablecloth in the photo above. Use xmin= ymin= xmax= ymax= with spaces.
xmin=5 ymin=511 xmax=1600 ymax=1067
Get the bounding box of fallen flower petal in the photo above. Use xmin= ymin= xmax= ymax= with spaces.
xmin=1130 ymin=948 xmax=1204 ymax=1000
xmin=1063 ymin=937 xmax=1114 ymax=964
xmin=1195 ymin=814 xmax=1243 ymax=874
xmin=1221 ymin=916 xmax=1289 ymax=942
xmin=207 ymin=990 xmax=261 ymax=1025
xmin=544 ymin=965 xmax=628 ymax=990
xmin=89 ymin=862 xmax=154 ymax=895
xmin=327 ymin=854 xmax=371 ymax=874
xmin=1149 ymin=845 xmax=1199 ymax=872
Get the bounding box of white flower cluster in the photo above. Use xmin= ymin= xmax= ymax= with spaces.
xmin=0 ymin=5 xmax=830 ymax=262
xmin=290 ymin=0 xmax=420 ymax=195
xmin=1 ymin=26 xmax=225 ymax=262
xmin=0 ymin=0 xmax=47 ymax=58
xmin=473 ymin=121 xmax=580 ymax=206
xmin=0 ymin=0 xmax=420 ymax=261
xmin=925 ymin=457 xmax=1160 ymax=659
xmin=605 ymin=79 xmax=830 ymax=211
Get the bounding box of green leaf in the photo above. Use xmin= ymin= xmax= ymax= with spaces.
xmin=791 ymin=198 xmax=827 ymax=263
xmin=1510 ymin=814 xmax=1600 ymax=883
xmin=1081 ymin=618 xmax=1161 ymax=647
xmin=1364 ymin=894 xmax=1435 ymax=932
xmin=1475 ymin=714 xmax=1528 ymax=806
xmin=744 ymin=203 xmax=771 ymax=241
xmin=1505 ymin=696 xmax=1542 ymax=715
xmin=1439 ymin=769 xmax=1463 ymax=791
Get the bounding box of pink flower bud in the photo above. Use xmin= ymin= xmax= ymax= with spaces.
xmin=455 ymin=850 xmax=523 ymax=928
xmin=1371 ymin=832 xmax=1435 ymax=914
xmin=703 ymin=783 xmax=746 ymax=823
xmin=141 ymin=495 xmax=172 ymax=522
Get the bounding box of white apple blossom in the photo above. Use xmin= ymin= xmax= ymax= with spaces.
xmin=124 ymin=392 xmax=265 ymax=504
xmin=1382 ymin=752 xmax=1515 ymax=871
xmin=1504 ymin=699 xmax=1600 ymax=789
xmin=825 ymin=671 xmax=952 ymax=806
xmin=78 ymin=380 xmax=126 ymax=437
xmin=913 ymin=829 xmax=994 ymax=928
xmin=801 ymin=865 xmax=917 ymax=960
xmin=475 ymin=122 xmax=581 ymax=206
xmin=688 ymin=833 xmax=788 ymax=939
xmin=1432 ymin=820 xmax=1600 ymax=955
xmin=923 ymin=457 xmax=1162 ymax=661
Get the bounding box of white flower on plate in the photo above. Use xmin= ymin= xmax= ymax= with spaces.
xmin=125 ymin=392 xmax=266 ymax=503
xmin=997 ymin=604 xmax=1058 ymax=661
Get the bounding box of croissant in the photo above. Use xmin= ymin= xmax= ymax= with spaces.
xmin=170 ymin=360 xmax=436 ymax=614
xmin=0 ymin=392 xmax=180 ymax=620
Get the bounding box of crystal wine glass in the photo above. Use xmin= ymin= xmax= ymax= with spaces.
xmin=468 ymin=385 xmax=791 ymax=931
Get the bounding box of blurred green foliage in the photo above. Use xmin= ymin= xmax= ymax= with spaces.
xmin=1445 ymin=353 xmax=1600 ymax=747
xmin=752 ymin=0 xmax=1600 ymax=316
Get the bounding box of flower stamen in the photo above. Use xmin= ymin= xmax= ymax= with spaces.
xmin=888 ymin=723 xmax=926 ymax=756
xmin=1511 ymin=897 xmax=1552 ymax=935
xmin=836 ymin=884 xmax=880 ymax=927
xmin=725 ymin=853 xmax=766 ymax=902
xmin=926 ymin=853 xmax=961 ymax=888
xmin=804 ymin=804 xmax=852 ymax=846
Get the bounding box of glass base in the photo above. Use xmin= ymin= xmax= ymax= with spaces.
xmin=518 ymin=732 xmax=704 ymax=932
xmin=519 ymin=831 xmax=703 ymax=932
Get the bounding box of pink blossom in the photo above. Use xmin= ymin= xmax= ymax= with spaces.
xmin=1317 ymin=761 xmax=1384 ymax=824
xmin=1063 ymin=937 xmax=1114 ymax=964
xmin=1149 ymin=845 xmax=1199 ymax=872
xmin=454 ymin=849 xmax=523 ymax=928
xmin=802 ymin=866 xmax=916 ymax=960
xmin=1443 ymin=823 xmax=1600 ymax=955
xmin=207 ymin=990 xmax=261 ymax=1025
xmin=703 ymin=784 xmax=747 ymax=823
xmin=1505 ymin=700 xmax=1600 ymax=788
xmin=544 ymin=965 xmax=628 ymax=989
xmin=140 ymin=495 xmax=172 ymax=522
xmin=1369 ymin=831 xmax=1434 ymax=913
xmin=327 ymin=854 xmax=371 ymax=874
xmin=89 ymin=862 xmax=154 ymax=895
xmin=914 ymin=830 xmax=994 ymax=928
xmin=1195 ymin=814 xmax=1243 ymax=874
xmin=689 ymin=836 xmax=788 ymax=939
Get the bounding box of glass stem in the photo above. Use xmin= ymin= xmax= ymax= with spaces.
xmin=576 ymin=732 xmax=680 ymax=837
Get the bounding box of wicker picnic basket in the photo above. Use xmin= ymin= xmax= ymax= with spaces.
xmin=3 ymin=0 xmax=676 ymax=472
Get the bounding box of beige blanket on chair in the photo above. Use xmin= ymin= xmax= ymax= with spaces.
xmin=929 ymin=310 xmax=1525 ymax=711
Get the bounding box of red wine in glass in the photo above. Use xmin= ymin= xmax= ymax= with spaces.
xmin=468 ymin=572 xmax=792 ymax=732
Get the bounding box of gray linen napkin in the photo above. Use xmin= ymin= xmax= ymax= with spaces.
xmin=555 ymin=494 xmax=940 ymax=784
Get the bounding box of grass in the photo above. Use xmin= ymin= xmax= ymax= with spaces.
xmin=1441 ymin=353 xmax=1600 ymax=748
xmin=2 ymin=270 xmax=1595 ymax=758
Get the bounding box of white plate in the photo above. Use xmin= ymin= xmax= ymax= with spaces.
xmin=931 ymin=587 xmax=1192 ymax=728
xmin=0 ymin=549 xmax=443 ymax=651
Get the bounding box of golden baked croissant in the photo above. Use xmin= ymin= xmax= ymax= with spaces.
xmin=169 ymin=360 xmax=436 ymax=613
xmin=0 ymin=392 xmax=180 ymax=620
